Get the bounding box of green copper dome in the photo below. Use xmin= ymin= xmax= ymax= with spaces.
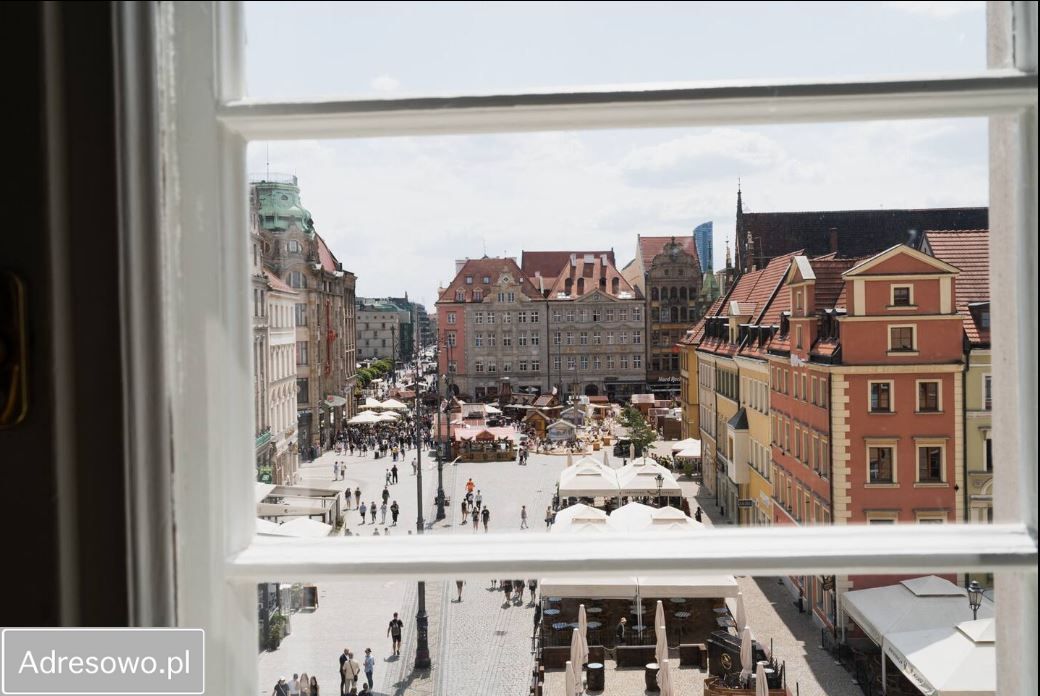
xmin=252 ymin=178 xmax=315 ymax=235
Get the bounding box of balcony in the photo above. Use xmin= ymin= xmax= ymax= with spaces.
xmin=255 ymin=428 xmax=272 ymax=449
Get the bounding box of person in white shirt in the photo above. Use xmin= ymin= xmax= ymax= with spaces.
xmin=289 ymin=673 xmax=300 ymax=696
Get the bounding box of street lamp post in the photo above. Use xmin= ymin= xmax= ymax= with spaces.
xmin=413 ymin=346 xmax=431 ymax=669
xmin=967 ymin=580 xmax=984 ymax=620
xmin=435 ymin=370 xmax=447 ymax=520
xmin=655 ymin=472 xmax=664 ymax=507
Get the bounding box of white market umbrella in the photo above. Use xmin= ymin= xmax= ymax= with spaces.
xmin=578 ymin=605 xmax=590 ymax=666
xmin=655 ymin=624 xmax=668 ymax=667
xmin=736 ymin=591 xmax=748 ymax=632
xmin=739 ymin=626 xmax=754 ymax=684
xmin=670 ymin=438 xmax=699 ymax=452
xmin=755 ymin=661 xmax=769 ymax=696
xmin=569 ymin=629 xmax=584 ymax=690
xmin=381 ymin=398 xmax=409 ymax=411
xmin=602 ymin=448 xmax=610 ymax=467
xmin=656 ymin=659 xmax=675 ymax=696
xmin=564 ymin=660 xmax=577 ymax=696
xmin=377 ymin=412 xmax=400 ymax=422
xmin=348 ymin=411 xmax=381 ymax=425
xmin=360 ymin=397 xmax=383 ymax=410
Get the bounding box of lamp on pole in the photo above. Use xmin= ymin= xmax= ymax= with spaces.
xmin=434 ymin=365 xmax=447 ymax=520
xmin=655 ymin=472 xmax=664 ymax=507
xmin=413 ymin=339 xmax=431 ymax=669
xmin=967 ymin=580 xmax=984 ymax=621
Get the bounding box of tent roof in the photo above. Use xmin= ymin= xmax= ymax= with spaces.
xmin=606 ymin=503 xmax=699 ymax=532
xmin=558 ymin=463 xmax=621 ymax=497
xmin=380 ymin=398 xmax=409 ymax=410
xmin=274 ymin=517 xmax=334 ymax=538
xmin=255 ymin=482 xmax=276 ymax=503
xmin=540 ymin=573 xmax=735 ymax=600
xmin=616 ymin=462 xmax=682 ymax=496
xmin=842 ymin=576 xmax=995 ymax=646
xmin=883 ymin=619 xmax=996 ymax=696
xmin=670 ymin=438 xmax=700 ymax=452
xmin=256 ymin=518 xmax=281 ymax=534
xmin=676 ymin=447 xmax=702 ymax=458
xmin=349 ymin=411 xmax=382 ymax=424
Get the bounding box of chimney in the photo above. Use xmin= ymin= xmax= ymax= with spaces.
xmin=570 ymin=253 xmax=577 ymax=267
xmin=829 ymin=228 xmax=839 ymax=254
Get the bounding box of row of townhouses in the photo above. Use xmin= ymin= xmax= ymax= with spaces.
xmin=250 ymin=175 xmax=358 ymax=484
xmin=677 ymin=202 xmax=990 ymax=631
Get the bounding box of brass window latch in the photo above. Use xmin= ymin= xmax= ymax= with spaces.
xmin=0 ymin=270 xmax=28 ymax=427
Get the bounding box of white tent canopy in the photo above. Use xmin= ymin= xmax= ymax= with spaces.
xmin=842 ymin=576 xmax=995 ymax=647
xmin=558 ymin=462 xmax=621 ymax=497
xmin=882 ymin=619 xmax=995 ymax=696
xmin=616 ymin=460 xmax=682 ymax=496
xmin=606 ymin=503 xmax=699 ymax=533
xmin=359 ymin=397 xmax=384 ymax=410
xmin=274 ymin=517 xmax=334 ymax=537
xmin=380 ymin=398 xmax=409 ymax=411
xmin=348 ymin=411 xmax=382 ymax=424
xmin=670 ymin=438 xmax=700 ymax=453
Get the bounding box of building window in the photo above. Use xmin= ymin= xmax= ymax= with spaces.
xmin=487 ymin=312 xmax=496 ymax=325
xmin=918 ymin=381 xmax=941 ymax=412
xmin=446 ymin=332 xmax=456 ymax=347
xmin=620 ymin=355 xmax=629 ymax=369
xmin=565 ymin=332 xmax=574 ymax=346
xmin=530 ymin=332 xmax=540 ymax=346
xmin=518 ymin=332 xmax=527 ymax=347
xmin=487 ymin=361 xmax=496 ymax=373
xmin=891 ymin=285 xmax=913 ymax=307
xmin=985 ymin=436 xmax=993 ymax=472
xmin=552 ymin=310 xmax=562 ymax=323
xmin=503 ymin=333 xmax=512 ymax=347
xmin=553 ymin=356 xmax=561 ymax=372
xmin=518 ymin=311 xmax=527 ymax=323
xmin=296 ymin=378 xmax=309 ymax=404
xmin=796 ymin=325 xmax=803 ymax=349
xmin=502 ymin=311 xmax=511 ymax=324
xmin=567 ymin=356 xmax=576 ymax=371
xmin=487 ymin=332 xmax=496 ymax=347
xmin=456 ymin=289 xmax=465 ymax=301
xmin=295 ymin=303 xmax=308 ymax=326
xmin=503 ymin=361 xmax=512 ymax=372
xmin=918 ymin=445 xmax=944 ymax=483
xmin=983 ymin=374 xmax=992 ymax=410
xmin=580 ymin=355 xmax=589 ymax=370
xmin=869 ymin=382 xmax=893 ymax=413
xmin=566 ymin=309 xmax=575 ymax=322
xmin=868 ymin=446 xmax=895 ymax=483
xmin=633 ymin=354 xmax=642 ymax=369
xmin=475 ymin=360 xmax=484 ymax=373
xmin=531 ymin=360 xmax=540 ymax=371
xmin=606 ymin=356 xmax=615 ymax=370
xmin=474 ymin=333 xmax=483 ymax=347
xmin=296 ymin=342 xmax=308 ymax=365
xmin=519 ymin=360 xmax=528 ymax=372
xmin=632 ymin=308 xmax=640 ymax=321
xmin=508 ymin=292 xmax=515 ymax=302
xmin=447 ymin=312 xmax=457 ymax=324
xmin=889 ymin=325 xmax=916 ymax=352
xmin=287 ymin=271 xmax=305 ymax=289
xmin=530 ymin=310 xmax=539 ymax=323
xmin=593 ymin=356 xmax=601 ymax=370
xmin=579 ymin=331 xmax=588 ymax=345
xmin=482 ymin=275 xmax=491 ymax=284
xmin=473 ymin=289 xmax=483 ymax=301
xmin=474 ymin=312 xmax=484 ymax=324
xmin=633 ymin=330 xmax=641 ymax=345
xmin=465 ymin=276 xmax=473 ymax=285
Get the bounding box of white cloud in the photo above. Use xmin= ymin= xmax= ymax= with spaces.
xmin=620 ymin=130 xmax=787 ymax=188
xmin=881 ymin=1 xmax=984 ymax=19
xmin=370 ymin=74 xmax=400 ymax=92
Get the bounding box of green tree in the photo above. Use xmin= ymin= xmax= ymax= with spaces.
xmin=618 ymin=406 xmax=657 ymax=455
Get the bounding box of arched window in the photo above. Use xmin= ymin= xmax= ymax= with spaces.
xmin=651 ymin=287 xmax=659 ymax=301
xmin=679 ymin=286 xmax=688 ymax=300
xmin=473 ymin=289 xmax=483 ymax=301
xmin=611 ymin=277 xmax=620 ymax=294
xmin=565 ymin=278 xmax=573 ymax=294
xmin=455 ymin=289 xmax=465 ymax=302
xmin=671 ymin=306 xmax=679 ymax=322
xmin=576 ymin=278 xmax=585 ymax=295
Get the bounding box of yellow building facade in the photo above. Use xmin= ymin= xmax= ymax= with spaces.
xmin=736 ymin=356 xmax=773 ymax=526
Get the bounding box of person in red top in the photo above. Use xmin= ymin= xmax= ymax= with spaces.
xmin=465 ymin=478 xmax=475 ymax=494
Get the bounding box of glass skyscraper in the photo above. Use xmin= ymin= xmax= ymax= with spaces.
xmin=694 ymin=221 xmax=714 ymax=272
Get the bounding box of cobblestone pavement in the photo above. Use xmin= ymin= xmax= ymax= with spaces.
xmin=259 ymin=439 xmax=863 ymax=696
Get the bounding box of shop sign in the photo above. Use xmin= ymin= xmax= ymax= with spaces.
xmin=736 ymin=499 xmax=755 ymax=508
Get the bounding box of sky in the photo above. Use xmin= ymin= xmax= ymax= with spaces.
xmin=244 ymin=1 xmax=988 ymax=306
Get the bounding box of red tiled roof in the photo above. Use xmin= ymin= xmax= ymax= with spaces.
xmin=638 ymin=236 xmax=702 ymax=276
xmin=521 ymin=250 xmax=615 ymax=280
xmin=809 ymin=257 xmax=859 ymax=311
xmin=544 ymin=252 xmax=638 ymax=299
xmin=924 ymin=230 xmax=990 ymax=345
xmin=748 ymin=251 xmax=801 ymax=324
xmin=264 ymin=266 xmax=298 ymax=294
xmin=436 ymin=257 xmax=542 ymax=304
xmin=316 ymin=234 xmax=339 ymax=273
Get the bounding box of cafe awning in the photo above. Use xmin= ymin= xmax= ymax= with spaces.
xmin=882 ymin=619 xmax=995 ymax=696
xmin=842 ymin=576 xmax=995 ymax=647
xmin=558 ymin=463 xmax=621 ymax=497
xmin=670 ymin=438 xmax=700 ymax=453
xmin=616 ymin=461 xmax=682 ymax=496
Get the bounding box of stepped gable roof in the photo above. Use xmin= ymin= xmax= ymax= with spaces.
xmin=740 ymin=206 xmax=988 ymax=271
xmin=639 ymin=236 xmax=702 ymax=275
xmin=437 ymin=257 xmax=542 ymax=303
xmin=521 ymin=250 xmax=616 ymax=280
xmin=544 ymin=252 xmax=639 ymax=300
xmin=924 ymin=230 xmax=990 ymax=345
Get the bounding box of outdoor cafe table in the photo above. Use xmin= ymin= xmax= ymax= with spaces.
xmin=544 ymin=608 xmax=561 ymax=617
xmin=587 ymin=621 xmax=602 ymax=630
xmin=585 ymin=607 xmax=603 ymax=615
xmin=552 ymin=622 xmax=570 ymax=631
xmin=716 ymin=616 xmax=735 ymax=628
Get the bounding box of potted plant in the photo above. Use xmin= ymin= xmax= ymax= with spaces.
xmin=267 ymin=613 xmax=287 ymax=651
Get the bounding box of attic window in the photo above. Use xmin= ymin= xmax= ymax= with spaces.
xmin=465 ymin=275 xmax=473 ymax=284
xmin=482 ymin=275 xmax=491 ymax=284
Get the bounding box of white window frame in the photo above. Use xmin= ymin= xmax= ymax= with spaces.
xmin=868 ymin=379 xmax=895 ymax=413
xmin=865 ymin=439 xmax=899 ymax=486
xmin=153 ymin=4 xmax=1038 ymax=694
xmin=915 ymin=378 xmax=943 ymax=413
xmin=887 ymin=323 xmax=918 ymax=354
xmin=890 ymin=283 xmax=916 ymax=309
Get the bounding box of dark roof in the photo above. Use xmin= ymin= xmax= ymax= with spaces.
xmin=544 ymin=252 xmax=638 ymax=299
xmin=809 ymin=257 xmax=859 ymax=310
xmin=727 ymin=408 xmax=749 ymax=430
xmin=924 ymin=230 xmax=990 ymax=345
xmin=521 ymin=250 xmax=615 ymax=280
xmin=738 ymin=206 xmax=988 ymax=273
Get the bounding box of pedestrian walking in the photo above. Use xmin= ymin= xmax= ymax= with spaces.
xmin=289 ymin=673 xmax=301 ymax=696
xmin=481 ymin=506 xmax=490 ymax=532
xmin=390 ymin=501 xmax=399 ymax=526
xmin=411 ymin=459 xmax=417 ymax=475
xmin=359 ymin=502 xmax=367 ymax=525
xmin=501 ymin=579 xmax=512 ymax=600
xmin=309 ymin=676 xmax=319 ymax=696
xmin=369 ymin=501 xmax=377 ymax=524
xmin=514 ymin=579 xmax=524 ymax=602
xmin=272 ymin=677 xmax=289 ymax=696
xmin=387 ymin=613 xmax=404 ymax=656
xmin=391 ymin=464 xmax=398 ymax=484
xmin=520 ymin=505 xmax=528 ymax=529
xmin=354 ymin=487 xmax=361 ymax=507
xmin=615 ymin=617 xmax=627 ymax=645
xmin=528 ymin=578 xmax=537 ymax=602
xmin=694 ymin=506 xmax=703 ymax=522
xmin=455 ymin=579 xmax=465 ymax=601
xmin=379 ymin=501 xmax=387 ymax=524
xmin=465 ymin=478 xmax=475 ymax=494
xmin=474 ymin=490 xmax=483 ymax=510
xmin=460 ymin=498 xmax=467 ymax=523
xmin=333 ymin=461 xmax=339 ymax=481
xmin=471 ymin=507 xmax=479 ymax=531
xmin=381 ymin=487 xmax=390 ymax=505
xmin=545 ymin=506 xmax=553 ymax=530
xmin=363 ymin=649 xmax=374 ymax=690
xmin=490 ymin=578 xmax=498 ymax=589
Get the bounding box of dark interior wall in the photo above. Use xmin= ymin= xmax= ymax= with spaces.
xmin=1 ymin=1 xmax=129 ymax=626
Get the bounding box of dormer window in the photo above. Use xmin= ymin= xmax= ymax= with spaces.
xmin=473 ymin=289 xmax=483 ymax=301
xmin=465 ymin=275 xmax=473 ymax=285
xmin=482 ymin=275 xmax=491 ymax=284
xmin=455 ymin=289 xmax=465 ymax=302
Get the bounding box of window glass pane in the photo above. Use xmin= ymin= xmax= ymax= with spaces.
xmin=244 ymin=2 xmax=986 ymax=100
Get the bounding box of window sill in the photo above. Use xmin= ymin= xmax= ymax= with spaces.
xmin=869 ymin=410 xmax=896 ymax=415
xmin=914 ymin=482 xmax=949 ymax=488
xmin=886 ymin=305 xmax=919 ymax=310
xmin=915 ymin=410 xmax=944 ymax=415
xmin=865 ymin=482 xmax=900 ymax=488
xmin=887 ymin=350 xmax=920 ymax=356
